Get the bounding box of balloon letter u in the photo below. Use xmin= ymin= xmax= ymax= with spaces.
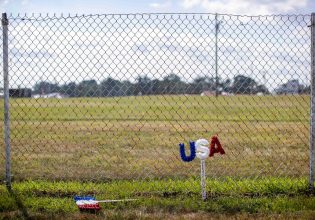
xmin=179 ymin=141 xmax=196 ymax=162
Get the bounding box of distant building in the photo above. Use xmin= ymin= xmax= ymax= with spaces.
xmin=221 ymin=92 xmax=234 ymax=96
xmin=33 ymin=92 xmax=67 ymax=99
xmin=201 ymin=91 xmax=216 ymax=96
xmin=275 ymin=80 xmax=300 ymax=95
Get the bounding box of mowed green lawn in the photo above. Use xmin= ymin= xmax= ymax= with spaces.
xmin=0 ymin=95 xmax=314 ymax=219
xmin=1 ymin=177 xmax=315 ymax=219
xmin=0 ymin=94 xmax=310 ymax=180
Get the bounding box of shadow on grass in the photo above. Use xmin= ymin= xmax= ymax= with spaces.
xmin=6 ymin=184 xmax=30 ymax=220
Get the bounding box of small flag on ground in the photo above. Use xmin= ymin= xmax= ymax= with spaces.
xmin=74 ymin=195 xmax=138 ymax=212
xmin=74 ymin=196 xmax=101 ymax=211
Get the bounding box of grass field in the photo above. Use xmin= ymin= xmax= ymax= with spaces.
xmin=0 ymin=95 xmax=313 ymax=219
xmin=0 ymin=177 xmax=315 ymax=219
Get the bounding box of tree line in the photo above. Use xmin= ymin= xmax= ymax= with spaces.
xmin=33 ymin=74 xmax=290 ymax=97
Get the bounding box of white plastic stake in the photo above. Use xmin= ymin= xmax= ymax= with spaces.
xmin=97 ymin=199 xmax=138 ymax=203
xmin=195 ymin=139 xmax=209 ymax=201
xmin=201 ymin=159 xmax=206 ymax=201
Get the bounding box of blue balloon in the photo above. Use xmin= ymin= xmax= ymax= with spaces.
xmin=74 ymin=196 xmax=95 ymax=201
xmin=179 ymin=141 xmax=196 ymax=162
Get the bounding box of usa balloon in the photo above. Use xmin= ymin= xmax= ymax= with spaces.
xmin=179 ymin=136 xmax=225 ymax=201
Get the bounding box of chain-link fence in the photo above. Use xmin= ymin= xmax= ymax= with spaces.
xmin=1 ymin=12 xmax=314 ymax=211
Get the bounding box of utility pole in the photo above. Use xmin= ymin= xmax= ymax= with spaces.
xmin=215 ymin=14 xmax=222 ymax=97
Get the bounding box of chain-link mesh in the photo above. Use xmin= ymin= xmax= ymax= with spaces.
xmin=0 ymin=13 xmax=313 ymax=212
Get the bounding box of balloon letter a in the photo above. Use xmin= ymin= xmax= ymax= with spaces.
xmin=209 ymin=136 xmax=225 ymax=157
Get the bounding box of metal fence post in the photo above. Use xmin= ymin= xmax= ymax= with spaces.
xmin=2 ymin=13 xmax=11 ymax=189
xmin=310 ymin=12 xmax=315 ymax=192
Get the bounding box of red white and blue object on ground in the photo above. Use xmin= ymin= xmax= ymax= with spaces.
xmin=74 ymin=196 xmax=138 ymax=212
xmin=74 ymin=196 xmax=101 ymax=211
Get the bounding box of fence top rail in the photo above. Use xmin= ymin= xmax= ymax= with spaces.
xmin=4 ymin=12 xmax=313 ymax=22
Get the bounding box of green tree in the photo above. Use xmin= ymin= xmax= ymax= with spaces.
xmin=100 ymin=78 xmax=123 ymax=97
xmin=162 ymin=74 xmax=185 ymax=94
xmin=231 ymin=75 xmax=257 ymax=94
xmin=76 ymin=80 xmax=99 ymax=97
xmin=135 ymin=75 xmax=152 ymax=95
xmin=33 ymin=81 xmax=60 ymax=95
xmin=60 ymin=82 xmax=77 ymax=97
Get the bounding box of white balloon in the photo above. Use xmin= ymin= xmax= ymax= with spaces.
xmin=195 ymin=139 xmax=210 ymax=160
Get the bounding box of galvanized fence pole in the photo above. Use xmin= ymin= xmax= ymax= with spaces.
xmin=310 ymin=12 xmax=315 ymax=192
xmin=2 ymin=13 xmax=11 ymax=189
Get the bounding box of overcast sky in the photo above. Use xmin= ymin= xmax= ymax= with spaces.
xmin=0 ymin=1 xmax=313 ymax=91
xmin=0 ymin=0 xmax=314 ymax=15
